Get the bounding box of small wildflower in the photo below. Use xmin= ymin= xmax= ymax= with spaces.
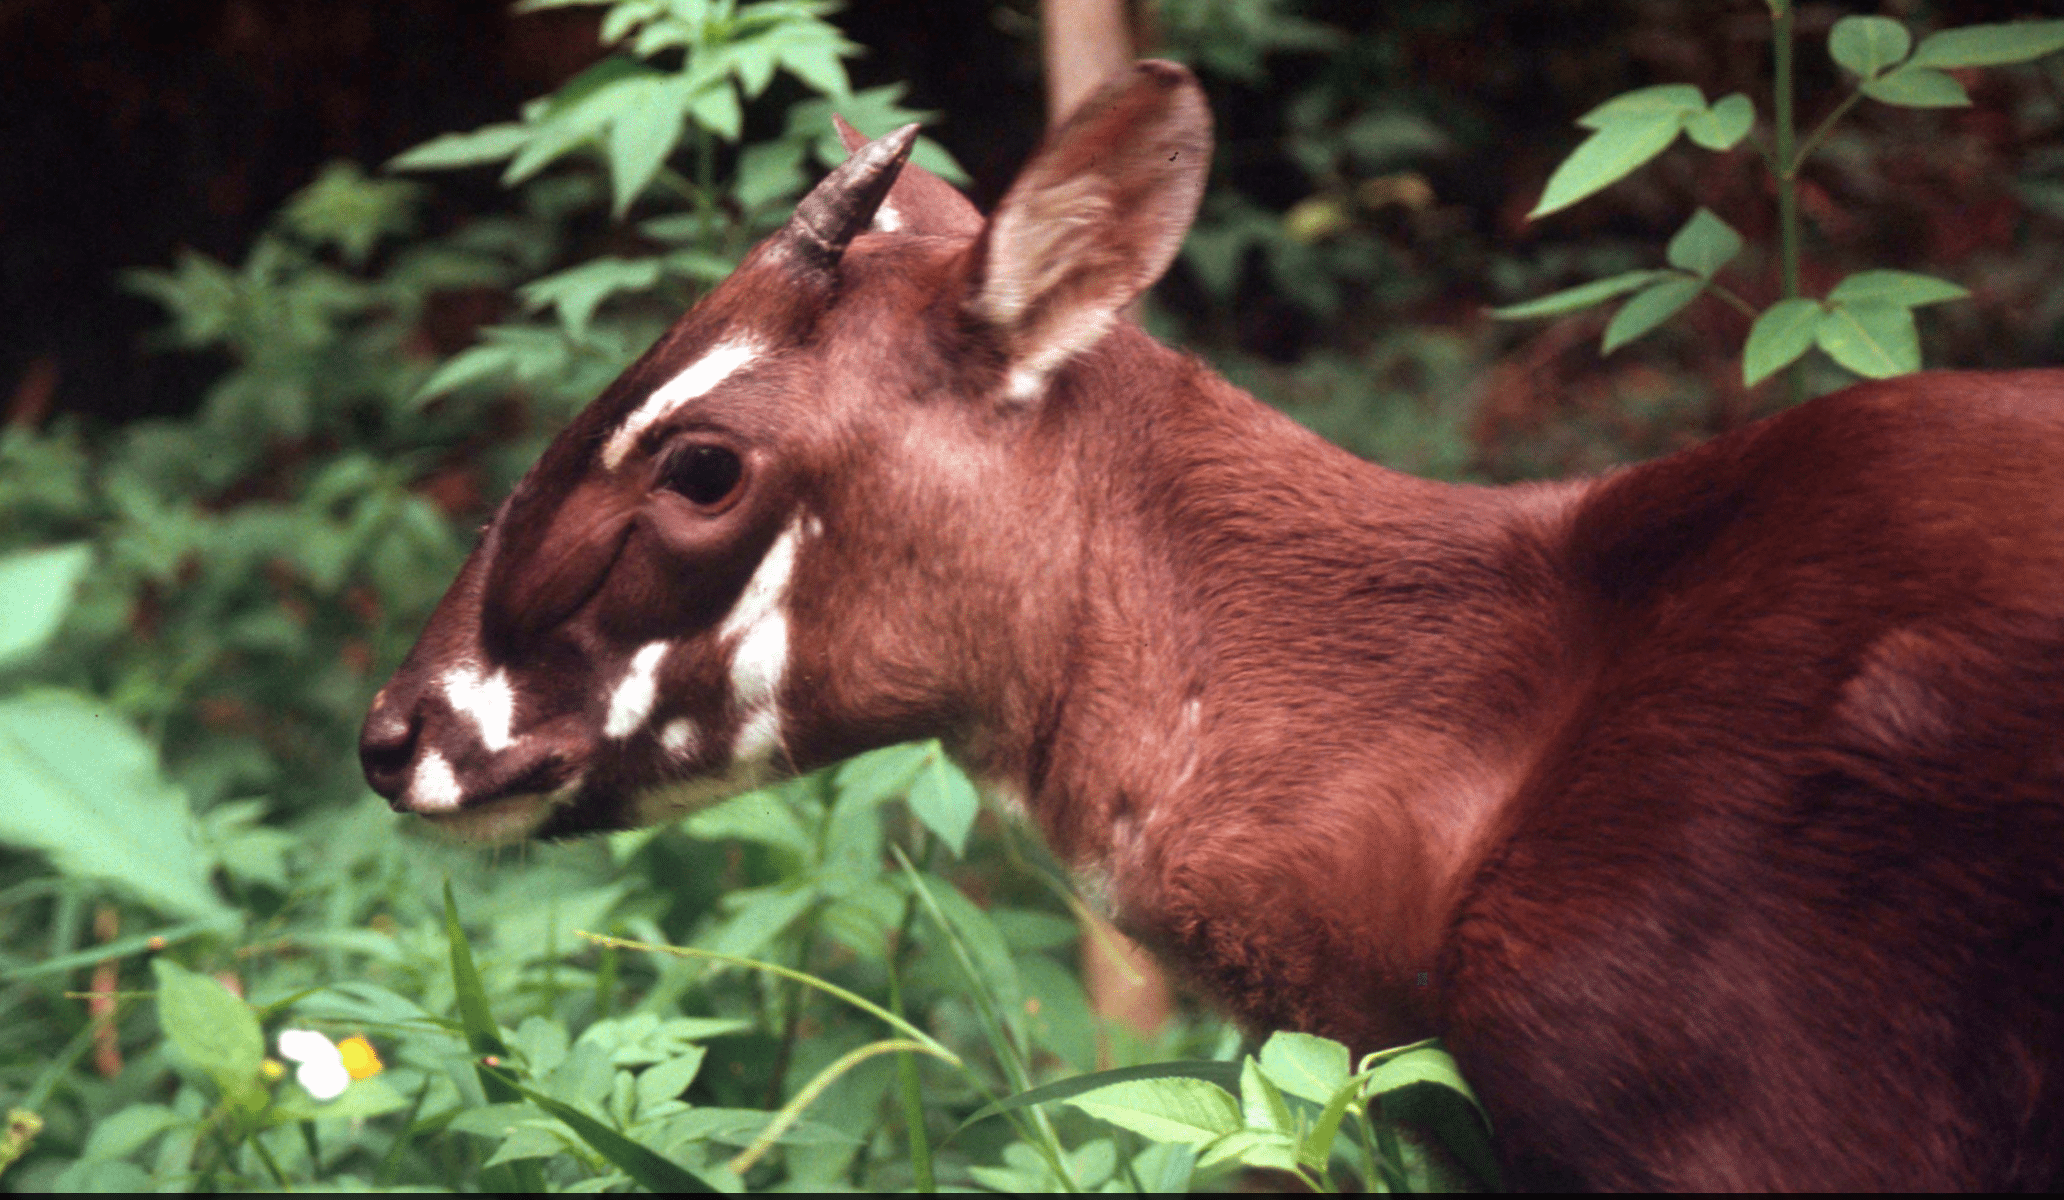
xmin=337 ymin=1035 xmax=383 ymax=1080
xmin=277 ymin=1029 xmax=356 ymax=1100
xmin=260 ymin=1059 xmax=287 ymax=1082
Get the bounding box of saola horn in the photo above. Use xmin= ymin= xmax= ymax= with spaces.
xmin=778 ymin=123 xmax=920 ymax=270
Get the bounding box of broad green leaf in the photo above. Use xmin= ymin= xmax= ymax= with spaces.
xmin=1665 ymin=208 xmax=1743 ymax=278
xmin=772 ymin=28 xmax=854 ymax=98
xmin=634 ymin=1048 xmax=707 ymax=1115
xmin=1257 ymin=1031 xmax=1351 ymax=1106
xmin=1362 ymin=1044 xmax=1501 ymax=1191
xmin=1828 ymin=16 xmax=1911 ymax=79
xmin=957 ymin=1060 xmax=1244 ymax=1133
xmin=1197 ymin=1127 xmax=1300 ymax=1175
xmin=0 ymin=691 xmax=232 ymax=924
xmin=735 ymin=139 xmax=805 ymax=209
xmin=1602 ymin=275 xmax=1704 ymax=353
xmin=831 ymin=742 xmax=930 ymax=809
xmin=1239 ymin=1057 xmax=1294 ymax=1136
xmin=151 ymin=959 xmax=263 ymax=1103
xmin=607 ymin=76 xmax=691 ymax=217
xmin=1682 ymin=93 xmax=1754 ymax=150
xmin=1817 ymin=302 xmax=1921 ymax=378
xmin=386 ymin=122 xmax=530 ymax=172
xmin=1573 ymin=83 xmax=1706 ymax=130
xmin=481 ymin=1063 xmax=719 ymax=1193
xmin=1063 ymin=1076 xmax=1244 ymax=1146
xmin=1488 ymin=270 xmax=1669 ymax=319
xmin=1532 ymin=114 xmax=1686 ymax=218
xmin=1862 ymin=67 xmax=1971 ymax=108
xmin=703 ymin=883 xmax=815 ymax=959
xmin=907 ymin=750 xmax=980 ymax=857
xmin=1827 ymin=269 xmax=1969 ymax=308
xmin=688 ymin=81 xmax=744 ymax=142
xmin=80 ymin=1104 xmax=185 ymax=1162
xmin=0 ymin=543 xmax=91 ymax=667
xmin=1743 ymin=298 xmax=1825 ymax=386
xmin=518 ymin=256 xmax=663 ymax=339
xmin=685 ymin=788 xmax=814 ymax=858
xmin=1910 ymin=21 xmax=2064 ymax=69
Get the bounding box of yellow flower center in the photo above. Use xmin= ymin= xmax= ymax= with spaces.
xmin=337 ymin=1035 xmax=383 ymax=1080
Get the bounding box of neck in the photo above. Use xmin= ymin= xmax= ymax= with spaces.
xmin=979 ymin=328 xmax=1592 ymax=1047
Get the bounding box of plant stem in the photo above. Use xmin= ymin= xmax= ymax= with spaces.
xmin=889 ymin=831 xmax=937 ymax=1192
xmin=1770 ymin=2 xmax=1806 ymax=405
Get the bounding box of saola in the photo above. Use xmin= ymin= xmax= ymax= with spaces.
xmin=363 ymin=62 xmax=2064 ymax=1189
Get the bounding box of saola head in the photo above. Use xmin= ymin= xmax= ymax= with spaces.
xmin=359 ymin=61 xmax=1210 ymax=841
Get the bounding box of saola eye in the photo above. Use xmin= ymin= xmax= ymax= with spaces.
xmin=661 ymin=444 xmax=744 ymax=508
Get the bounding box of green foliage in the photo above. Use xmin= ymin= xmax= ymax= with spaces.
xmin=1497 ymin=9 xmax=2064 ymax=391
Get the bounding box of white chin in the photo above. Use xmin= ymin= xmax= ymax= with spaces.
xmin=415 ymin=793 xmax=555 ymax=844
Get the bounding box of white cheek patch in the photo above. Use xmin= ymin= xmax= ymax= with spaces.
xmin=442 ymin=666 xmax=516 ymax=751
xmin=719 ymin=521 xmax=803 ymax=763
xmin=409 ymin=749 xmax=463 ymax=813
xmin=602 ymin=337 xmax=762 ymax=470
xmin=605 ymin=641 xmax=670 ymax=739
xmin=660 ymin=718 xmax=701 ymax=759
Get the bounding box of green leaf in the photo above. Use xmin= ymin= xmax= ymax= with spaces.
xmin=1063 ymin=1077 xmax=1244 ymax=1146
xmin=443 ymin=881 xmax=508 ymax=1061
xmin=1910 ymin=21 xmax=2064 ymax=69
xmin=1487 ymin=270 xmax=1670 ymax=319
xmin=1682 ymin=93 xmax=1754 ymax=151
xmin=481 ymin=1064 xmax=719 ymax=1192
xmin=1826 ymin=269 xmax=1970 ymax=308
xmin=957 ymin=1060 xmax=1244 ymax=1133
xmin=151 ymin=959 xmax=263 ymax=1104
xmin=688 ymin=81 xmax=744 ymax=142
xmin=0 ymin=691 xmax=233 ymax=924
xmin=1238 ymin=1057 xmax=1294 ymax=1136
xmin=685 ymin=788 xmax=815 ymax=858
xmin=606 ymin=76 xmax=691 ymax=217
xmin=1532 ymin=113 xmax=1686 ymax=218
xmin=282 ymin=162 xmax=419 ymax=267
xmin=1817 ymin=301 xmax=1921 ymax=378
xmin=704 ymin=883 xmax=815 ymax=959
xmin=517 ymin=256 xmax=663 ymax=339
xmin=1362 ymin=1044 xmax=1501 ymax=1191
xmin=1665 ymin=208 xmax=1743 ymax=278
xmin=1573 ymin=83 xmax=1706 ymax=130
xmin=634 ymin=1048 xmax=707 ymax=1115
xmin=1828 ymin=16 xmax=1912 ymax=79
xmin=0 ymin=543 xmax=91 ymax=668
xmin=1743 ymin=298 xmax=1825 ymax=386
xmin=80 ymin=1105 xmax=186 ymax=1161
xmin=735 ymin=139 xmax=805 ymax=210
xmin=907 ymin=749 xmax=980 ymax=858
xmin=1197 ymin=1127 xmax=1301 ymax=1176
xmin=1862 ymin=67 xmax=1971 ymax=108
xmin=1602 ymin=275 xmax=1704 ymax=353
xmin=267 ymin=1076 xmax=412 ymax=1124
xmin=387 ymin=122 xmax=531 ymax=171
xmin=1256 ymin=1031 xmax=1351 ymax=1106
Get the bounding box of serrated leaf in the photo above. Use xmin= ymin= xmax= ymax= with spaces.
xmin=1827 ymin=269 xmax=1969 ymax=308
xmin=1862 ymin=67 xmax=1971 ymax=108
xmin=387 ymin=123 xmax=531 ymax=172
xmin=1488 ymin=270 xmax=1670 ymax=319
xmin=1574 ymin=83 xmax=1706 ymax=130
xmin=1257 ymin=1031 xmax=1352 ymax=1106
xmin=957 ymin=1061 xmax=1244 ymax=1133
xmin=1829 ymin=16 xmax=1912 ymax=79
xmin=1743 ymin=298 xmax=1825 ymax=386
xmin=0 ymin=543 xmax=91 ymax=667
xmin=1239 ymin=1057 xmax=1294 ymax=1136
xmin=0 ymin=691 xmax=233 ymax=924
xmin=908 ymin=750 xmax=980 ymax=857
xmin=1602 ymin=275 xmax=1704 ymax=353
xmin=1817 ymin=301 xmax=1921 ymax=378
xmin=1063 ymin=1077 xmax=1244 ymax=1146
xmin=1197 ymin=1127 xmax=1300 ymax=1175
xmin=1683 ymin=93 xmax=1753 ymax=151
xmin=1910 ymin=21 xmax=2064 ymax=69
xmin=1665 ymin=208 xmax=1743 ymax=277
xmin=1532 ymin=114 xmax=1686 ymax=218
xmin=152 ymin=959 xmax=263 ymax=1102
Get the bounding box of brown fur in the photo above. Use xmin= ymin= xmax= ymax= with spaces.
xmin=365 ymin=64 xmax=2064 ymax=1188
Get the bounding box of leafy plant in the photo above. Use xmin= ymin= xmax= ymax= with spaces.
xmin=1494 ymin=3 xmax=2064 ymax=395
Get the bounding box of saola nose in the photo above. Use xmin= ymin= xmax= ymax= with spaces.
xmin=359 ymin=695 xmax=420 ymax=806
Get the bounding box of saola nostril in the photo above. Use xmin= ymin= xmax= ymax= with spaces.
xmin=358 ymin=704 xmax=421 ymax=803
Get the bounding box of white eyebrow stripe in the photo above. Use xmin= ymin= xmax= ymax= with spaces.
xmin=602 ymin=337 xmax=762 ymax=470
xmin=605 ymin=641 xmax=670 ymax=739
xmin=443 ymin=666 xmax=516 ymax=751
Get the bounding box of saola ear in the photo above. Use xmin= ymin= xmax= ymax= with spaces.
xmin=968 ymin=60 xmax=1211 ymax=403
xmin=832 ymin=115 xmax=983 ymax=239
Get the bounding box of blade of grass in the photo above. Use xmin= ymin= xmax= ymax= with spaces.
xmin=576 ymin=931 xmax=958 ymax=1064
xmin=442 ymin=881 xmax=543 ymax=1193
xmin=888 ymin=950 xmax=935 ymax=1192
xmin=726 ymin=1038 xmax=956 ymax=1176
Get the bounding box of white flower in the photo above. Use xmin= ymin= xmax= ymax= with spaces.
xmin=277 ymin=1028 xmax=351 ymax=1100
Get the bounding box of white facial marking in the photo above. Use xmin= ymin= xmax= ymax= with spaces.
xmin=602 ymin=337 xmax=762 ymax=469
xmin=442 ymin=666 xmax=516 ymax=751
xmin=719 ymin=521 xmax=803 ymax=763
xmin=417 ymin=774 xmax=583 ymax=846
xmin=605 ymin=641 xmax=670 ymax=739
xmin=660 ymin=718 xmax=701 ymax=759
xmin=874 ymin=202 xmax=905 ymax=233
xmin=409 ymin=749 xmax=462 ymax=813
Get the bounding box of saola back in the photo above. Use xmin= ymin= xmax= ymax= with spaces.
xmin=361 ymin=61 xmax=2064 ymax=1189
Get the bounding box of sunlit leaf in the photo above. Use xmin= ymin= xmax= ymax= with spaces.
xmin=1573 ymin=83 xmax=1706 ymax=130
xmin=1063 ymin=1077 xmax=1243 ymax=1146
xmin=1257 ymin=1031 xmax=1351 ymax=1106
xmin=1531 ymin=114 xmax=1687 ymax=218
xmin=1828 ymin=16 xmax=1911 ymax=79
xmin=1816 ymin=301 xmax=1921 ymax=378
xmin=152 ymin=959 xmax=264 ymax=1104
xmin=1826 ymin=269 xmax=1969 ymax=308
xmin=1743 ymin=298 xmax=1825 ymax=386
xmin=1909 ymin=21 xmax=2064 ymax=68
xmin=387 ymin=123 xmax=530 ymax=172
xmin=0 ymin=543 xmax=91 ymax=668
xmin=1861 ymin=67 xmax=1971 ymax=108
